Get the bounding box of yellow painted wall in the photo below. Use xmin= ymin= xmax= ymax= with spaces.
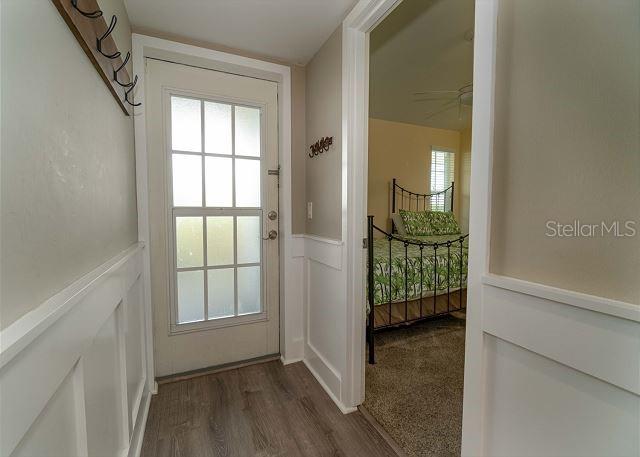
xmin=367 ymin=118 xmax=462 ymax=233
xmin=458 ymin=127 xmax=472 ymax=233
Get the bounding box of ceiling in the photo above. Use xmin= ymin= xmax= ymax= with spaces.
xmin=124 ymin=0 xmax=358 ymax=64
xmin=370 ymin=0 xmax=475 ymax=131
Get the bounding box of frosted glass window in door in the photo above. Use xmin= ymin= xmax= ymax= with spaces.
xmin=208 ymin=268 xmax=235 ymax=319
xmin=172 ymin=154 xmax=202 ymax=206
xmin=177 ymin=270 xmax=204 ymax=323
xmin=237 ymin=216 xmax=261 ymax=264
xmin=204 ymin=102 xmax=232 ymax=155
xmin=171 ymin=97 xmax=201 ymax=152
xmin=176 ymin=217 xmax=203 ymax=268
xmin=234 ymin=106 xmax=261 ymax=157
xmin=205 ymin=156 xmax=233 ymax=207
xmin=235 ymin=159 xmax=261 ymax=207
xmin=238 ymin=266 xmax=261 ymax=315
xmin=206 ymin=216 xmax=234 ymax=266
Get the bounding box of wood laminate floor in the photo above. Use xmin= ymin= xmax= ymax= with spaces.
xmin=141 ymin=360 xmax=398 ymax=457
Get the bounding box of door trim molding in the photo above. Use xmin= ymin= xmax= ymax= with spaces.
xmin=131 ymin=34 xmax=298 ymax=382
xmin=341 ymin=0 xmax=405 ymax=413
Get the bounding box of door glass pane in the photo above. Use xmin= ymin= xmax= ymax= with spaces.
xmin=237 ymin=216 xmax=261 ymax=264
xmin=235 ymin=159 xmax=260 ymax=207
xmin=171 ymin=97 xmax=201 ymax=152
xmin=204 ymin=102 xmax=232 ymax=155
xmin=235 ymin=106 xmax=260 ymax=157
xmin=177 ymin=270 xmax=204 ymax=323
xmin=208 ymin=268 xmax=235 ymax=319
xmin=205 ymin=156 xmax=232 ymax=207
xmin=206 ymin=216 xmax=234 ymax=266
xmin=176 ymin=217 xmax=203 ymax=268
xmin=172 ymin=154 xmax=202 ymax=206
xmin=238 ymin=266 xmax=261 ymax=315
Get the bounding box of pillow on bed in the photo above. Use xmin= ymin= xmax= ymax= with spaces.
xmin=398 ymin=210 xmax=430 ymax=235
xmin=399 ymin=210 xmax=461 ymax=236
xmin=425 ymin=211 xmax=461 ymax=235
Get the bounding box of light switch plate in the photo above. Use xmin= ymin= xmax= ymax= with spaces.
xmin=307 ymin=202 xmax=313 ymax=219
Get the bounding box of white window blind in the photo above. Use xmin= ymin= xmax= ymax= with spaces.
xmin=430 ymin=149 xmax=455 ymax=211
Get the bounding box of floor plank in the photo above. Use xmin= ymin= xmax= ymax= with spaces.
xmin=141 ymin=361 xmax=398 ymax=457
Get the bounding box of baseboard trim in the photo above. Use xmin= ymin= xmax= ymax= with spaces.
xmin=156 ymin=353 xmax=281 ymax=385
xmin=303 ymin=358 xmax=356 ymax=415
xmin=128 ymin=389 xmax=152 ymax=457
xmin=280 ymin=355 xmax=304 ymax=365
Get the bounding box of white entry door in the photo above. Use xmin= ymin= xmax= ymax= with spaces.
xmin=145 ymin=58 xmax=280 ymax=377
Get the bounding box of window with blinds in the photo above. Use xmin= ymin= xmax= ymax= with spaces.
xmin=430 ymin=149 xmax=455 ymax=211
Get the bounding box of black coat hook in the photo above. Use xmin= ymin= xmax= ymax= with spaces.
xmin=124 ymin=75 xmax=141 ymax=107
xmin=114 ymin=52 xmax=132 ymax=87
xmin=71 ymin=0 xmax=102 ymax=18
xmin=97 ymin=15 xmax=121 ymax=59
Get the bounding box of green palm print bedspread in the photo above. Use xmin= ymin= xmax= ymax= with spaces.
xmin=369 ymin=234 xmax=469 ymax=309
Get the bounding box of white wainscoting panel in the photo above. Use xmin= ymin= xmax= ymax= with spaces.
xmin=479 ymin=275 xmax=640 ymax=457
xmin=0 ymin=243 xmax=152 ymax=457
xmin=300 ymin=235 xmax=355 ymax=413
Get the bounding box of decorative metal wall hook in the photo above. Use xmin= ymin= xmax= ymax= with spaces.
xmin=71 ymin=0 xmax=102 ymax=18
xmin=308 ymin=136 xmax=333 ymax=158
xmin=97 ymin=15 xmax=121 ymax=59
xmin=124 ymin=75 xmax=141 ymax=107
xmin=113 ymin=52 xmax=132 ymax=87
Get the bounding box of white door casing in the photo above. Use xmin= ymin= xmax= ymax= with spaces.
xmin=146 ymin=58 xmax=279 ymax=376
xmin=132 ymin=34 xmax=301 ymax=385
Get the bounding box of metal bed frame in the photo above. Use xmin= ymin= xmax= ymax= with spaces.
xmin=367 ymin=180 xmax=468 ymax=364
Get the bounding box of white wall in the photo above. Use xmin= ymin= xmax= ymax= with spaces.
xmin=0 ymin=246 xmax=151 ymax=457
xmin=0 ymin=0 xmax=138 ymax=329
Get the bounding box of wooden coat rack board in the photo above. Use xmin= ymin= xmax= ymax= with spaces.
xmin=51 ymin=0 xmax=138 ymax=115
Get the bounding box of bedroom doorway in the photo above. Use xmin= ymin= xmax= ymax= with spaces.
xmin=362 ymin=1 xmax=475 ymax=455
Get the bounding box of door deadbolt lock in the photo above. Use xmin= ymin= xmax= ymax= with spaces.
xmin=263 ymin=230 xmax=278 ymax=240
xmin=268 ymin=210 xmax=278 ymax=220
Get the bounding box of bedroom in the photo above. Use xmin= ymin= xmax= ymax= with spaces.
xmin=363 ymin=1 xmax=474 ymax=455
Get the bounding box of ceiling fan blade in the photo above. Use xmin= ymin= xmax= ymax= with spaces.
xmin=413 ymin=90 xmax=460 ymax=95
xmin=424 ymin=100 xmax=458 ymax=120
xmin=412 ymin=96 xmax=456 ymax=103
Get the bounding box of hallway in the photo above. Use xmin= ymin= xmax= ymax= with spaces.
xmin=141 ymin=361 xmax=397 ymax=457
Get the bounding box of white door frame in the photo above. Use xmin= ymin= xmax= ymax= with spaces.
xmin=131 ymin=34 xmax=298 ymax=387
xmin=341 ymin=0 xmax=490 ymax=452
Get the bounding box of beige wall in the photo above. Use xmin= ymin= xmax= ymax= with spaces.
xmin=1 ymin=0 xmax=138 ymax=329
xmin=305 ymin=26 xmax=343 ymax=240
xmin=367 ymin=118 xmax=461 ymax=232
xmin=458 ymin=127 xmax=472 ymax=233
xmin=490 ymin=0 xmax=640 ymax=304
xmin=291 ymin=65 xmax=307 ymax=234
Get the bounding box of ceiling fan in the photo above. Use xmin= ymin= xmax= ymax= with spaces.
xmin=412 ymin=83 xmax=473 ymax=120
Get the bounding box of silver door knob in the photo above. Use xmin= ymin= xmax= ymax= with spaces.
xmin=263 ymin=230 xmax=278 ymax=240
xmin=268 ymin=210 xmax=278 ymax=220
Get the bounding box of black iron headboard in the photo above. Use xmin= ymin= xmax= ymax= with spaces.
xmin=391 ymin=178 xmax=454 ymax=232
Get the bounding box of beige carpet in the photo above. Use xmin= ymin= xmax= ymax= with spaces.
xmin=364 ymin=315 xmax=466 ymax=457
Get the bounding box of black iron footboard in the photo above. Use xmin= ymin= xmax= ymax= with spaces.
xmin=366 ymin=215 xmax=468 ymax=364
